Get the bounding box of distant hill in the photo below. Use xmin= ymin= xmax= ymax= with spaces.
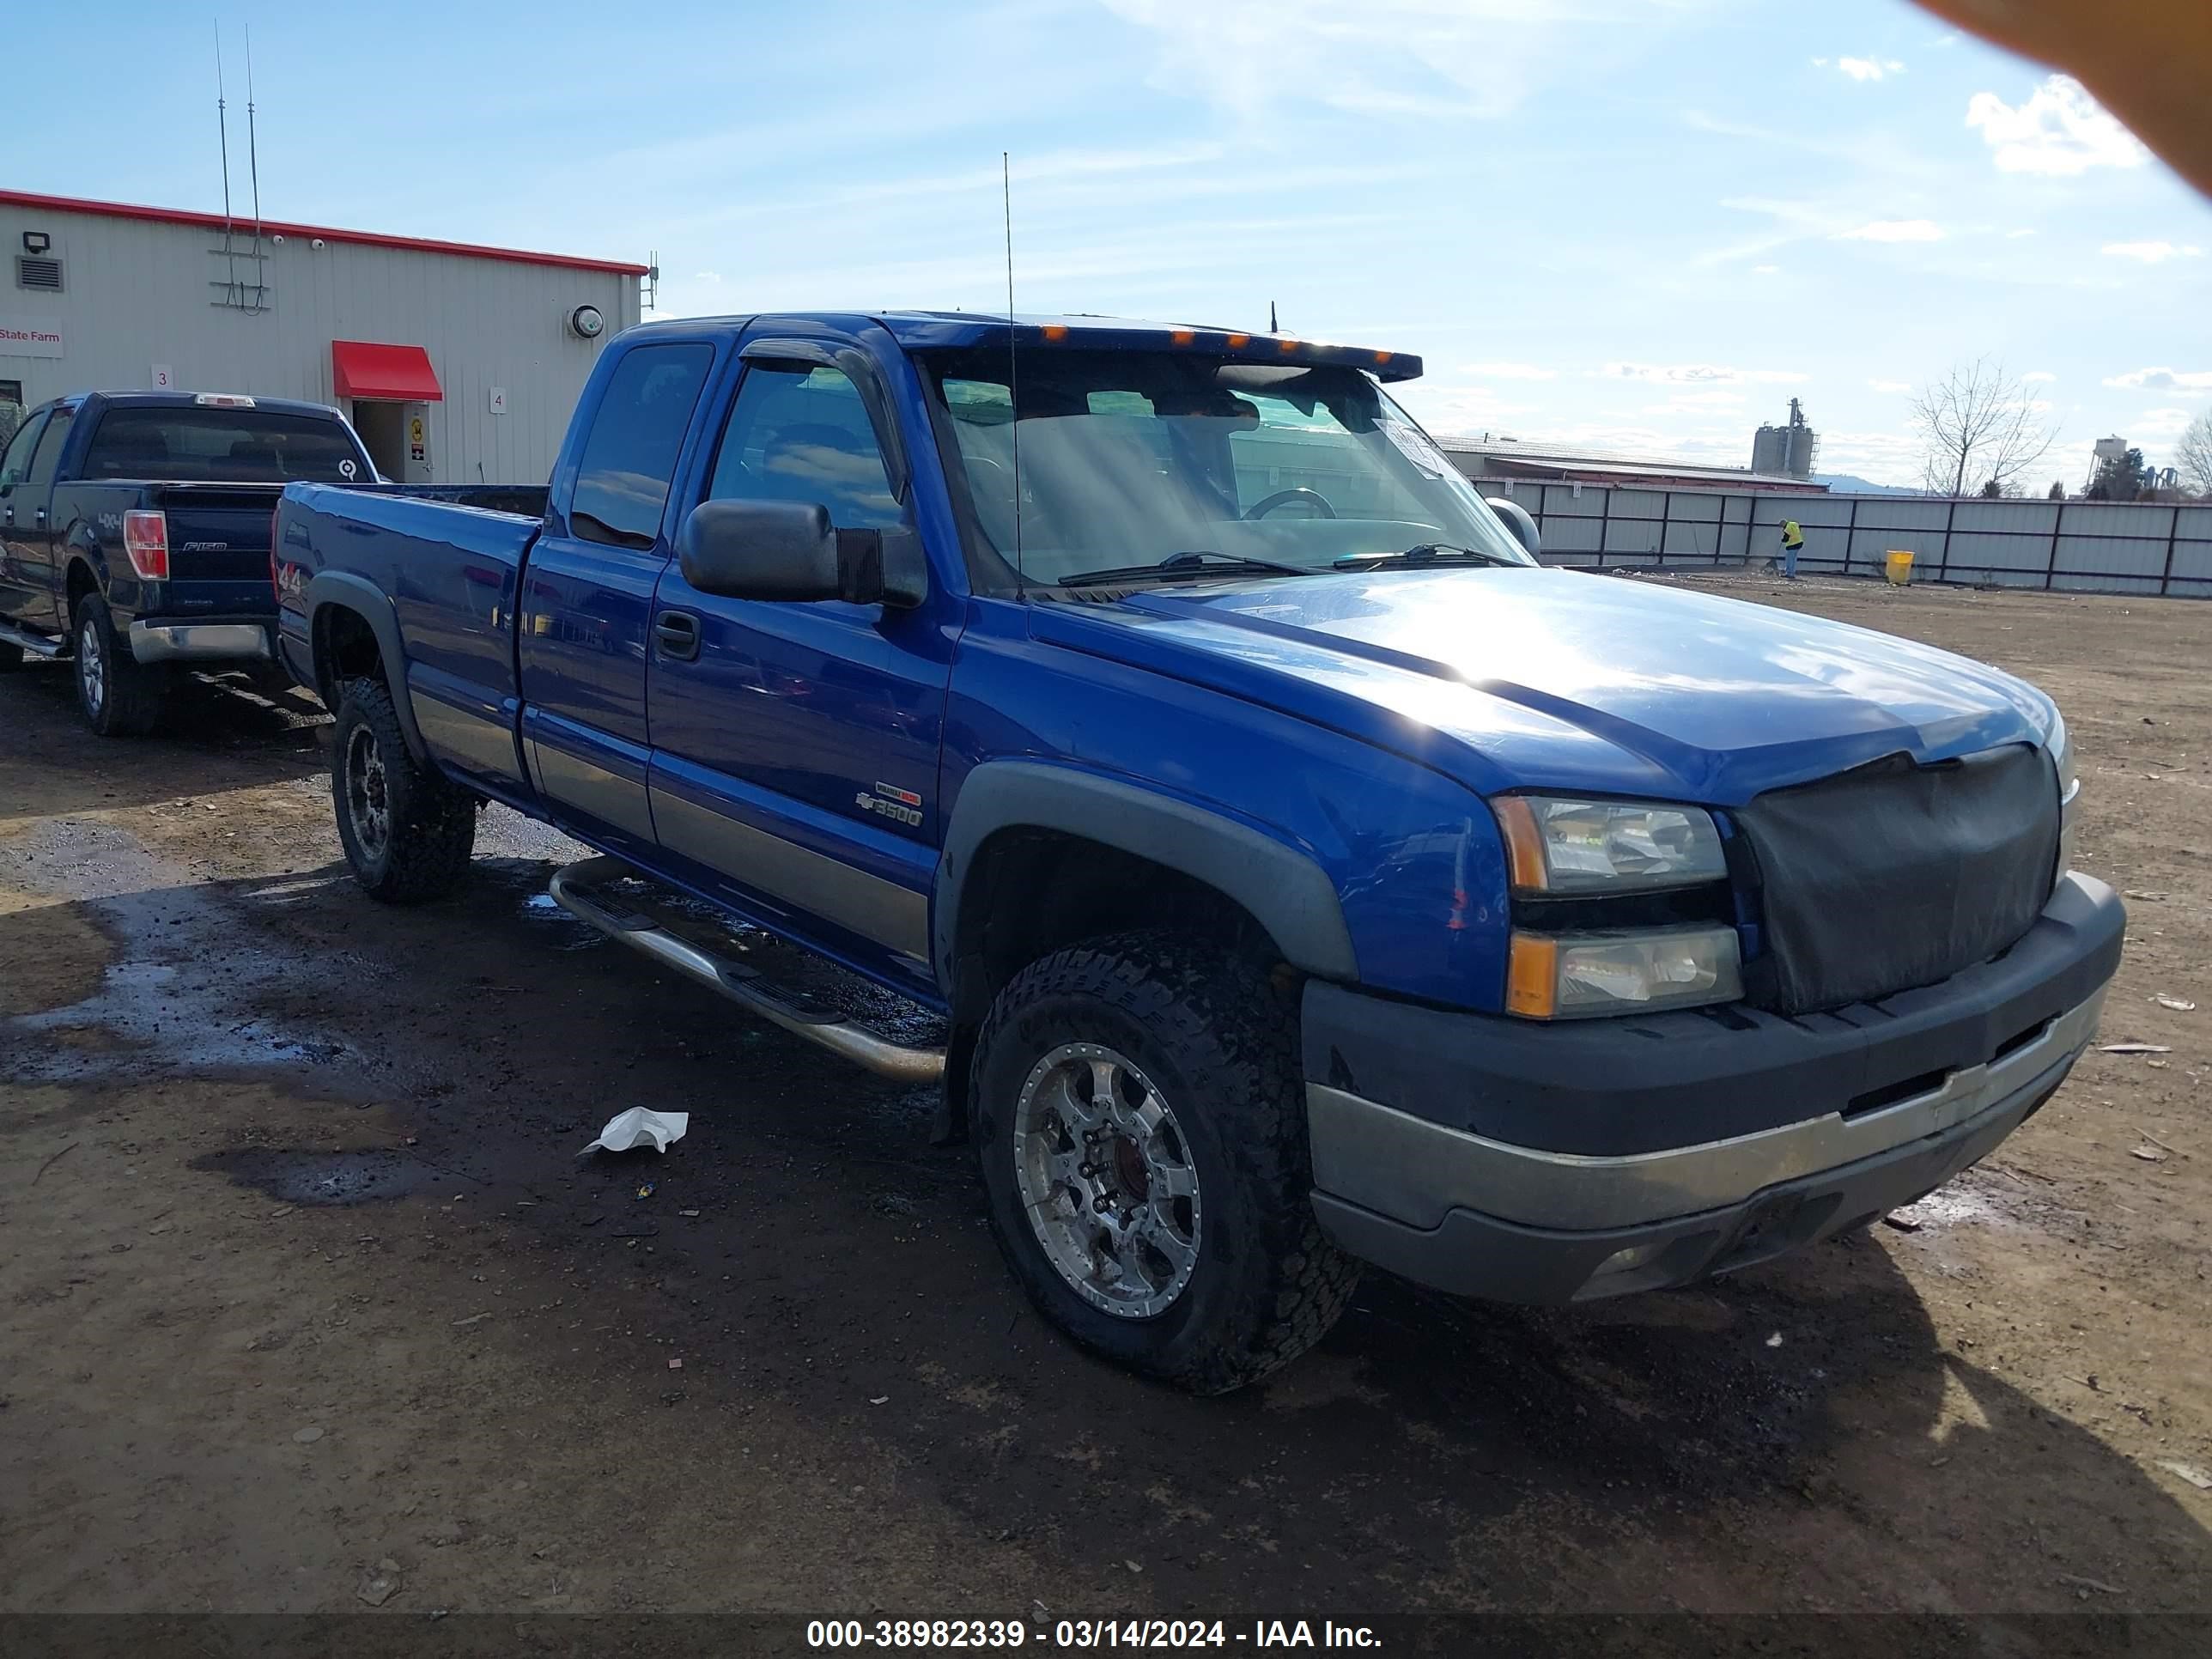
xmin=1812 ymin=472 xmax=1919 ymax=495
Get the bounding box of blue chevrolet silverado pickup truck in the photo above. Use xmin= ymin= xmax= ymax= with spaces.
xmin=272 ymin=313 xmax=2123 ymax=1392
xmin=0 ymin=389 xmax=374 ymax=733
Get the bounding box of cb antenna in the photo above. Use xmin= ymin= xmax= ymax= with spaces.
xmin=1003 ymin=152 xmax=1024 ymax=590
xmin=215 ymin=24 xmax=238 ymax=300
xmin=246 ymin=24 xmax=263 ymax=243
xmin=1270 ymin=300 xmax=1278 ymax=333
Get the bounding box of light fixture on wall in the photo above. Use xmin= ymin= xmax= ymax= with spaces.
xmin=21 ymin=231 xmax=51 ymax=254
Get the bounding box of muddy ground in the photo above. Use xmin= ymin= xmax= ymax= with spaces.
xmin=2 ymin=575 xmax=2208 ymax=1641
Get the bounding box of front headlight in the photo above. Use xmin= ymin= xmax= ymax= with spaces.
xmin=1492 ymin=795 xmax=1728 ymax=893
xmin=2049 ymin=707 xmax=2080 ymax=875
xmin=1506 ymin=926 xmax=1743 ymax=1018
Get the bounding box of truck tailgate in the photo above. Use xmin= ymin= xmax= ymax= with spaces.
xmin=147 ymin=483 xmax=288 ymax=598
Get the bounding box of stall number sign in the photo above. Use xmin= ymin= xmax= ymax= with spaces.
xmin=151 ymin=364 xmax=175 ymax=391
xmin=409 ymin=415 xmax=427 ymax=465
xmin=0 ymin=318 xmax=65 ymax=358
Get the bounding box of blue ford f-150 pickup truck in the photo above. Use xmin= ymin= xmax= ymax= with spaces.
xmin=273 ymin=313 xmax=2123 ymax=1392
xmin=0 ymin=389 xmax=374 ymax=733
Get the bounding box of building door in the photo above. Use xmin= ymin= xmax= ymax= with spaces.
xmin=352 ymin=402 xmax=404 ymax=481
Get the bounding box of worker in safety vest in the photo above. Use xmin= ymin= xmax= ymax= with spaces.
xmin=1779 ymin=519 xmax=1805 ymax=580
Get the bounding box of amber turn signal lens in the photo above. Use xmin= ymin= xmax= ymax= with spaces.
xmin=1505 ymin=933 xmax=1559 ymax=1018
xmin=1492 ymin=796 xmax=1549 ymax=892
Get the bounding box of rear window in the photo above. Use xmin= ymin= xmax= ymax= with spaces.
xmin=81 ymin=407 xmax=365 ymax=483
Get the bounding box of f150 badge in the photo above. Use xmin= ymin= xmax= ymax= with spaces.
xmin=856 ymin=781 xmax=924 ymax=827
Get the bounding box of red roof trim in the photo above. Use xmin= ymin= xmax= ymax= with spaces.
xmin=0 ymin=188 xmax=650 ymax=276
xmin=332 ymin=341 xmax=444 ymax=403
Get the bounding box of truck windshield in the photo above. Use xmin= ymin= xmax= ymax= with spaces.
xmin=82 ymin=407 xmax=366 ymax=484
xmin=919 ymin=349 xmax=1532 ymax=589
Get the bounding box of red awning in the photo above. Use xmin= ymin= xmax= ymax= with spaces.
xmin=331 ymin=340 xmax=443 ymax=402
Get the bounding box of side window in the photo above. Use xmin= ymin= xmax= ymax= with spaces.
xmin=0 ymin=411 xmax=47 ymax=488
xmin=569 ymin=344 xmax=714 ymax=550
xmin=705 ymin=363 xmax=902 ymax=531
xmin=25 ymin=409 xmax=75 ymax=488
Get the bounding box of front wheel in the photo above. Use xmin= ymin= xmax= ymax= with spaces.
xmin=972 ymin=932 xmax=1358 ymax=1394
xmin=330 ymin=676 xmax=477 ymax=903
xmin=73 ymin=593 xmax=167 ymax=736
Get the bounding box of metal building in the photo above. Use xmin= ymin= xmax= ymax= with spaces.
xmin=0 ymin=189 xmax=647 ymax=486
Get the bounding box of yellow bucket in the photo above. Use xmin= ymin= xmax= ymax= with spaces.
xmin=1885 ymin=550 xmax=1915 ymax=586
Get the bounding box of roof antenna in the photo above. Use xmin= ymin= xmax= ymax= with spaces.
xmin=1269 ymin=300 xmax=1279 ymax=333
xmin=1003 ymin=152 xmax=1024 ymax=592
xmin=246 ymin=23 xmax=265 ymax=310
xmin=216 ymin=23 xmax=238 ymax=305
xmin=246 ymin=26 xmax=262 ymax=234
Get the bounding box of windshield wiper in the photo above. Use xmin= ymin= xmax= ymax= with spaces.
xmin=1332 ymin=542 xmax=1516 ymax=571
xmin=1060 ymin=550 xmax=1312 ymax=586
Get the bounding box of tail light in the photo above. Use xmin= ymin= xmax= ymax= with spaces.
xmin=122 ymin=510 xmax=170 ymax=581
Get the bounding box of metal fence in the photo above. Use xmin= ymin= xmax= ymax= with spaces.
xmin=1472 ymin=477 xmax=2212 ymax=599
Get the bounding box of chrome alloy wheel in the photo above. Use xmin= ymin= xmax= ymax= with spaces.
xmin=1012 ymin=1042 xmax=1202 ymax=1318
xmin=343 ymin=723 xmax=392 ymax=862
xmin=77 ymin=614 xmax=105 ymax=715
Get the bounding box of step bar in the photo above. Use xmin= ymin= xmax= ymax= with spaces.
xmin=547 ymin=855 xmax=945 ymax=1086
xmin=0 ymin=621 xmax=67 ymax=659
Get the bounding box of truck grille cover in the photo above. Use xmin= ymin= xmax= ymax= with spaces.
xmin=1735 ymin=744 xmax=2059 ymax=1015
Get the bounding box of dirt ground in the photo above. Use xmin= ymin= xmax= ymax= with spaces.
xmin=2 ymin=575 xmax=2209 ymax=1643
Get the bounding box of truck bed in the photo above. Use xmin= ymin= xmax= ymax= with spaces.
xmin=277 ymin=482 xmax=549 ymax=791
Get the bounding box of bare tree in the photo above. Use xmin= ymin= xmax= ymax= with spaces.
xmin=2178 ymin=409 xmax=2212 ymax=497
xmin=1910 ymin=357 xmax=2057 ymax=497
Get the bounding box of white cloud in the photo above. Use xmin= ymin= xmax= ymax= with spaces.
xmin=1868 ymin=379 xmax=1911 ymax=393
xmin=1460 ymin=361 xmax=1559 ymax=380
xmin=1834 ymin=56 xmax=1905 ymax=82
xmin=2102 ymin=240 xmax=2203 ymax=264
xmin=1966 ymin=76 xmax=2149 ymax=175
xmin=2136 ymin=408 xmax=2197 ymax=437
xmin=1836 ymin=219 xmax=1944 ymax=242
xmin=1810 ymin=57 xmax=1829 ymax=68
xmin=2104 ymin=367 xmax=2212 ymax=392
xmin=1597 ymin=362 xmax=1806 ymax=386
xmin=2021 ymin=371 xmax=2057 ymax=383
xmin=1752 ymin=264 xmax=1780 ymax=275
xmin=2005 ymin=228 xmax=2037 ymax=239
xmin=1102 ymin=0 xmax=1681 ymax=120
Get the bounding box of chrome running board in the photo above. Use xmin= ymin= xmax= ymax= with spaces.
xmin=547 ymin=855 xmax=945 ymax=1085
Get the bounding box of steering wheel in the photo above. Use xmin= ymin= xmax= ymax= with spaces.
xmin=1244 ymin=487 xmax=1336 ymax=520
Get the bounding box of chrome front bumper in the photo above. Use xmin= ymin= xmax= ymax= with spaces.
xmin=129 ymin=622 xmax=273 ymax=665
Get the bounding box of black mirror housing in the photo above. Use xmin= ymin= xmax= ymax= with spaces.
xmin=678 ymin=499 xmax=926 ymax=607
xmin=1485 ymin=495 xmax=1541 ymax=559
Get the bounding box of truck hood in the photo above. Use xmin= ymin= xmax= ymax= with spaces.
xmin=1038 ymin=567 xmax=2055 ymax=804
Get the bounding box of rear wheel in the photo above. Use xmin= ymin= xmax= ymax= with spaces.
xmin=331 ymin=675 xmax=477 ymax=902
xmin=972 ymin=931 xmax=1358 ymax=1394
xmin=73 ymin=593 xmax=167 ymax=737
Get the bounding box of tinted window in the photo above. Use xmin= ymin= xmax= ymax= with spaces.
xmin=705 ymin=364 xmax=902 ymax=531
xmin=0 ymin=411 xmax=46 ymax=487
xmin=571 ymin=344 xmax=714 ymax=550
xmin=82 ymin=407 xmax=366 ymax=483
xmin=26 ymin=408 xmax=75 ymax=486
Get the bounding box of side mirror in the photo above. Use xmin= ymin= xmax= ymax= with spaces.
xmin=1486 ymin=495 xmax=1540 ymax=559
xmin=678 ymin=499 xmax=926 ymax=607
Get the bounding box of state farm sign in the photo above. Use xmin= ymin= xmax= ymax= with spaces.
xmin=0 ymin=317 xmax=64 ymax=358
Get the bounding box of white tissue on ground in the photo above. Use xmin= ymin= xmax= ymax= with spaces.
xmin=583 ymin=1107 xmax=690 ymax=1155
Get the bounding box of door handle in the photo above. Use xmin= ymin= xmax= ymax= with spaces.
xmin=654 ymin=610 xmax=700 ymax=660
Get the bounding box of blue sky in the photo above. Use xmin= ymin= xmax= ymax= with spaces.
xmin=13 ymin=0 xmax=2210 ymax=486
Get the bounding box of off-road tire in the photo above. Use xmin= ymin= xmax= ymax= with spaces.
xmin=331 ymin=675 xmax=477 ymax=902
xmin=72 ymin=592 xmax=167 ymax=736
xmin=972 ymin=931 xmax=1359 ymax=1394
